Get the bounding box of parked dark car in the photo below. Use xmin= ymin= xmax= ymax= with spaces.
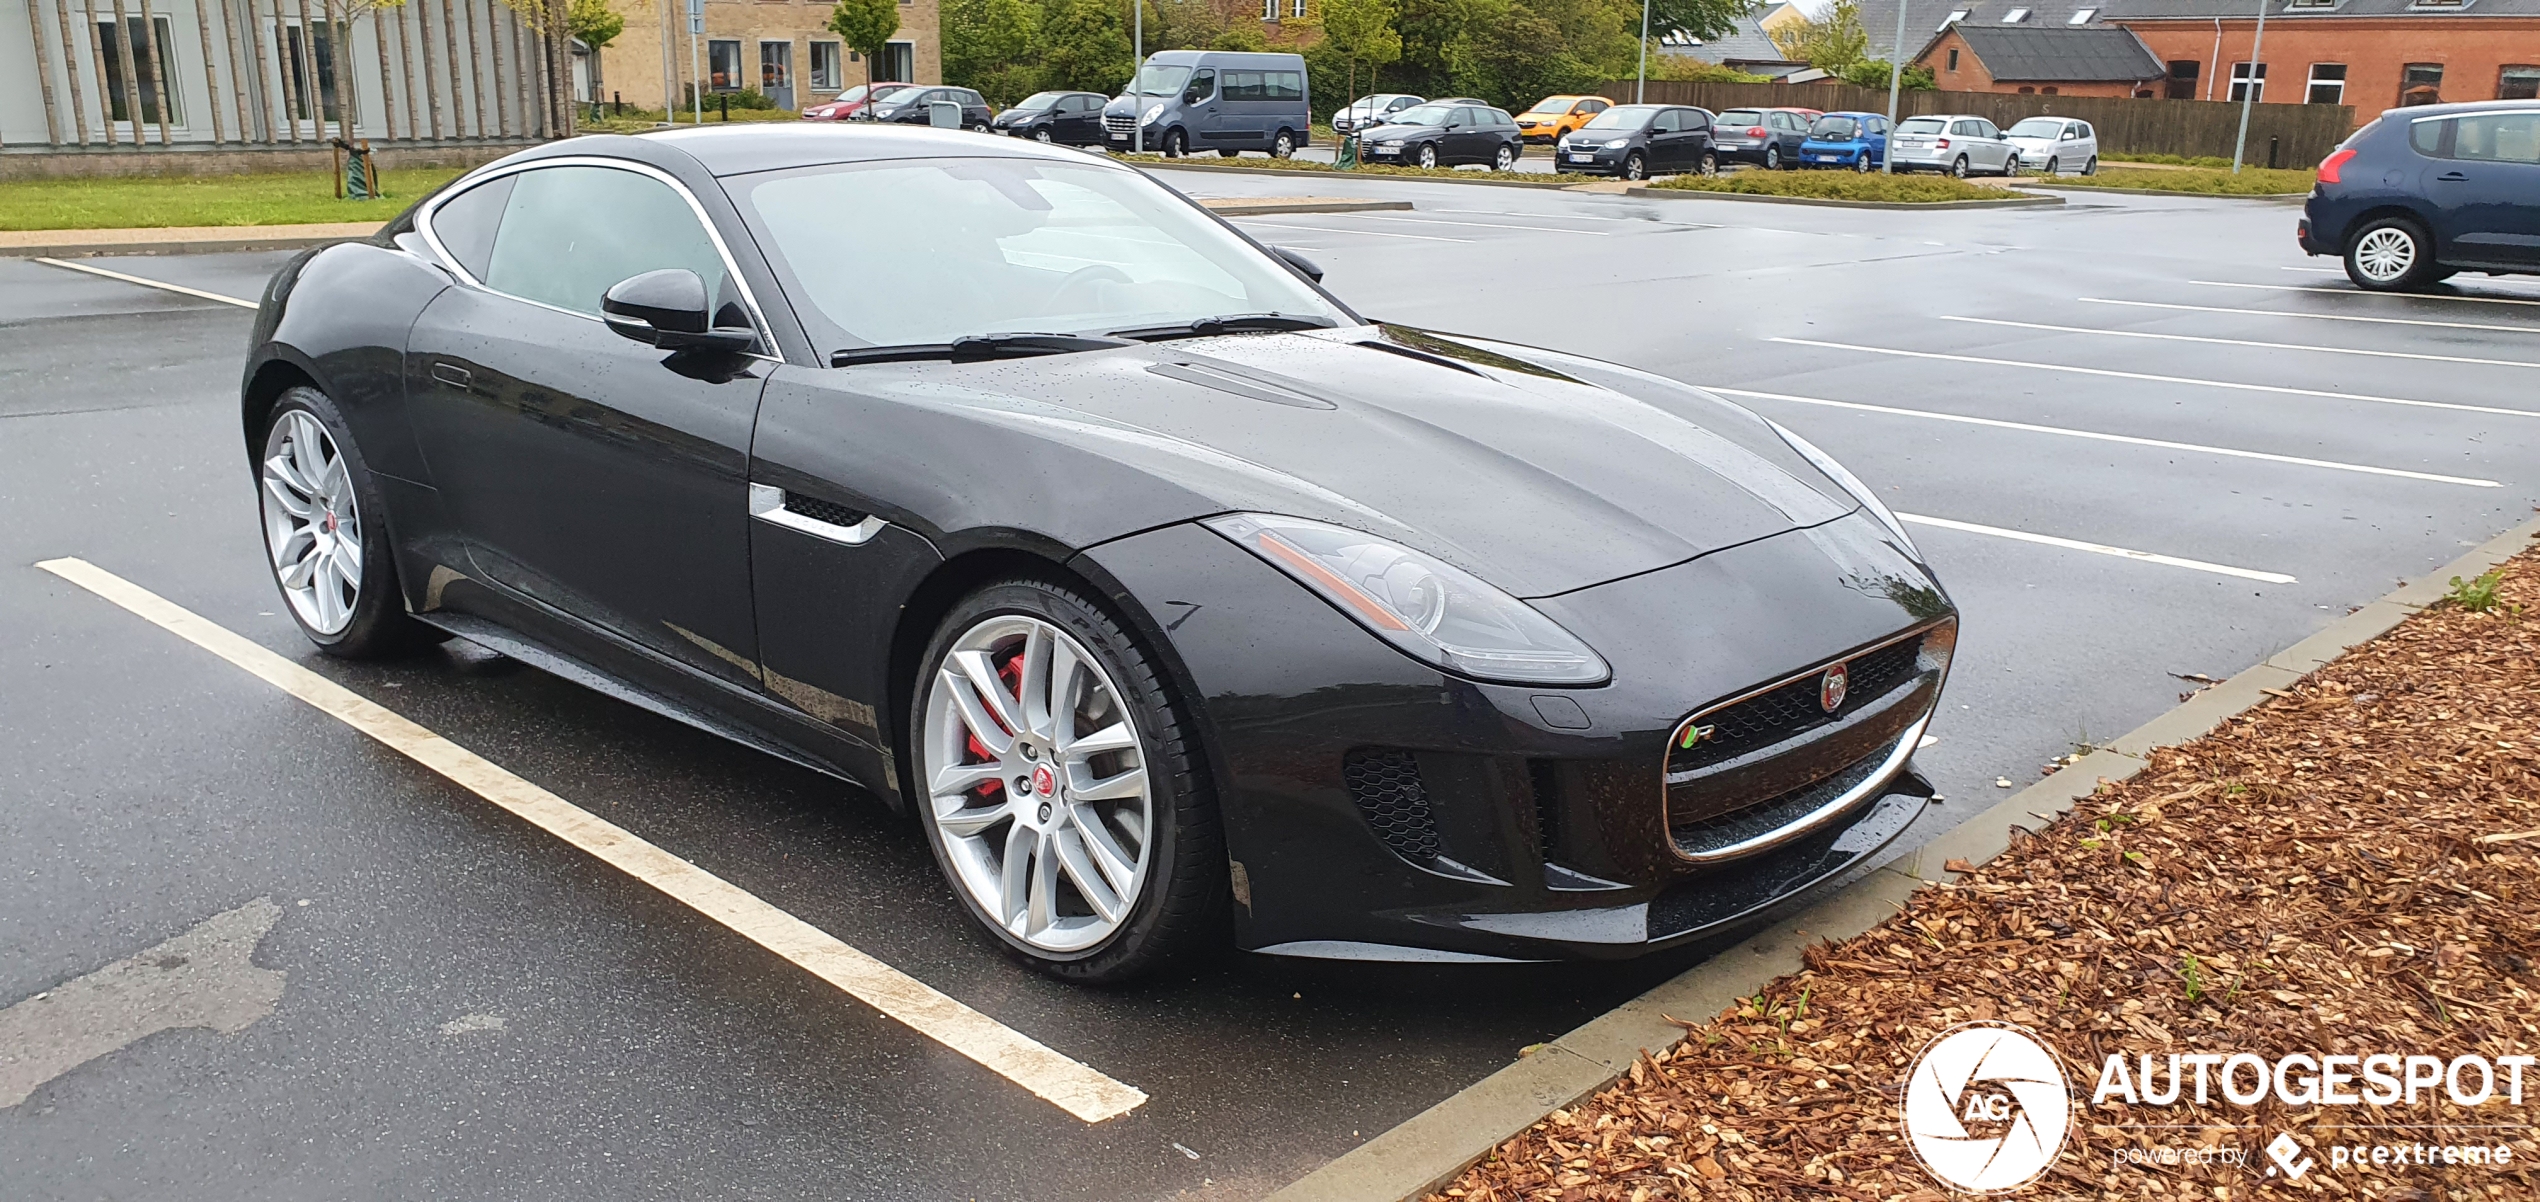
xmin=1359 ymin=103 xmax=1525 ymax=169
xmin=800 ymin=81 xmax=916 ymax=122
xmin=1798 ymin=111 xmax=1889 ymax=172
xmin=868 ymin=86 xmax=994 ymax=132
xmin=246 ymin=125 xmax=1952 ymax=983
xmin=2300 ymin=101 xmax=2540 ymax=292
xmin=1712 ymin=106 xmax=1820 ymax=170
xmin=1554 ymin=104 xmax=1718 ymax=180
xmin=993 ymin=90 xmax=1109 ymax=144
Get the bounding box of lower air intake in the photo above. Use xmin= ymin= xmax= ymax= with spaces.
xmin=1343 ymin=748 xmax=1441 ymax=863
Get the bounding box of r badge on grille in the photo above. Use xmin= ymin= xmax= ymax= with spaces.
xmin=1820 ymin=662 xmax=1849 ymax=713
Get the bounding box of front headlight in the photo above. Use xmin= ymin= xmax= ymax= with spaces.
xmin=1142 ymin=103 xmax=1164 ymax=123
xmin=1765 ymin=420 xmax=1919 ymax=557
xmin=1375 ymin=140 xmax=1402 ymax=149
xmin=1602 ymin=138 xmax=1629 ymax=149
xmin=1203 ymin=514 xmax=1611 ymax=685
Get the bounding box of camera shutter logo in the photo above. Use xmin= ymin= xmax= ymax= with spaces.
xmin=1903 ymin=1021 xmax=2073 ymax=1192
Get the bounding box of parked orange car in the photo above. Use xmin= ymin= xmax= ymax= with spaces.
xmin=1514 ymin=95 xmax=1613 ymax=143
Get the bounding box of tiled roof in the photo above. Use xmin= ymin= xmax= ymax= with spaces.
xmin=1938 ymin=24 xmax=2165 ymax=80
xmin=2100 ymin=0 xmax=2540 ymax=17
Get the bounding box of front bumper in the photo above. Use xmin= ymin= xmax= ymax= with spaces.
xmin=1361 ymin=139 xmax=1425 ymax=161
xmin=1715 ymin=139 xmax=1773 ymax=162
xmin=1552 ymin=144 xmax=1624 ymax=173
xmin=1082 ymin=511 xmax=1954 ymax=962
xmin=1799 ymin=145 xmax=1865 ymax=166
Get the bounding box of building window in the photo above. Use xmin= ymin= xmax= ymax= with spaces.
xmin=2400 ymin=62 xmax=2443 ymax=105
xmin=2068 ymin=8 xmax=2095 ymax=21
xmin=2502 ymin=65 xmax=2540 ymax=100
xmin=2016 ymin=85 xmax=2035 ymax=93
xmin=810 ymin=41 xmax=842 ymax=90
xmin=2306 ymin=63 xmax=2345 ymax=104
xmin=708 ymin=39 xmax=742 ymax=91
xmin=2000 ymin=7 xmax=2029 ymax=20
xmin=1262 ymin=0 xmax=1276 ymax=17
xmin=98 ymin=16 xmax=186 ymax=125
xmin=2229 ymin=60 xmax=2266 ymax=102
xmin=1947 ymin=47 xmax=1959 ymax=70
xmin=2286 ymin=0 xmax=2333 ymax=8
xmin=876 ymin=41 xmax=914 ymax=82
xmin=760 ymin=40 xmax=792 ymax=93
xmin=2165 ymin=59 xmax=2198 ymax=99
xmin=2041 ymin=85 xmax=2059 ymax=94
xmin=1292 ymin=0 xmax=1308 ymax=16
xmin=1939 ymin=8 xmax=1967 ymax=28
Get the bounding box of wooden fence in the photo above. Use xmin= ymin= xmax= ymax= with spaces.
xmin=1595 ymin=81 xmax=2356 ymax=166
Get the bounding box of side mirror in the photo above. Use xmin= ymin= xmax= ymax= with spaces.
xmin=1271 ymin=245 xmax=1323 ymax=284
xmin=602 ymin=269 xmax=755 ymax=353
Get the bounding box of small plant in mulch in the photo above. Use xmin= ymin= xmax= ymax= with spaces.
xmin=1644 ymin=171 xmax=2006 ymax=204
xmin=1436 ymin=547 xmax=2540 ymax=1202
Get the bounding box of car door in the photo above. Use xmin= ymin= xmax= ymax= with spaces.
xmin=1975 ymin=118 xmax=2011 ymax=170
xmin=405 ymin=161 xmax=773 ymax=691
xmin=1867 ymin=115 xmax=1889 ymax=164
xmin=1183 ymin=69 xmax=1221 ymax=144
xmin=1066 ymin=94 xmax=1102 ymax=142
xmin=1646 ymin=108 xmax=1685 ymax=172
xmin=2429 ymin=112 xmax=2540 ymax=266
xmin=2069 ymin=121 xmax=2095 ymax=167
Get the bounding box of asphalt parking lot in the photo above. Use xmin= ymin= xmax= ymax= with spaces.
xmin=5 ymin=173 xmax=2536 ymax=1201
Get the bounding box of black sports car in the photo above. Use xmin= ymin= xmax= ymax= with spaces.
xmin=242 ymin=125 xmax=1955 ymax=982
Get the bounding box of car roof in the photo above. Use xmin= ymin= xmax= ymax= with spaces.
xmin=596 ymin=124 xmax=1122 ymax=178
xmin=1821 ymin=110 xmax=1885 ymax=119
xmin=2385 ymin=98 xmax=2540 ymax=119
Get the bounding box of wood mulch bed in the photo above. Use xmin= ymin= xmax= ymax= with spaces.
xmin=1435 ymin=547 xmax=2540 ymax=1201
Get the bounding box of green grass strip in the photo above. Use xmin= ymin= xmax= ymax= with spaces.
xmin=0 ymin=167 xmax=469 ymax=231
xmin=1644 ymin=170 xmax=2007 ymax=203
xmin=2038 ymin=166 xmax=2315 ymax=195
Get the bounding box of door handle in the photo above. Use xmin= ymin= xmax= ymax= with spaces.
xmin=2436 ymin=171 xmax=2468 ymax=181
xmin=430 ymin=362 xmax=472 ymax=389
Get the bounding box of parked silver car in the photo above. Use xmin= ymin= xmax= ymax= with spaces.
xmin=2002 ymin=116 xmax=2100 ymax=176
xmin=1889 ymin=114 xmax=2019 ymax=177
xmin=1333 ymin=93 xmax=1425 ymax=135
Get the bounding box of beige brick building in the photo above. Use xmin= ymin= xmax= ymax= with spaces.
xmin=598 ymin=0 xmax=939 ymax=113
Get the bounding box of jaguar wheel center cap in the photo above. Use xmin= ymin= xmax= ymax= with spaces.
xmin=1032 ymin=764 xmax=1056 ymax=798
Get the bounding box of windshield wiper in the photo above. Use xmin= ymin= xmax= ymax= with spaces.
xmin=1108 ymin=313 xmax=1336 ymax=342
xmin=830 ymin=332 xmax=1131 ymax=367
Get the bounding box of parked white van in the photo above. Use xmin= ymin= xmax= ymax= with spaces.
xmin=1103 ymin=50 xmax=1313 ymax=159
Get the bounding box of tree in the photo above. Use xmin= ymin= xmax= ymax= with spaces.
xmin=1836 ymin=57 xmax=1934 ymax=89
xmin=1035 ymin=0 xmax=1134 ymax=93
xmin=1642 ymin=0 xmax=1748 ymax=43
xmin=1784 ymin=0 xmax=1868 ymax=72
xmin=829 ymin=0 xmax=903 ymax=91
xmin=568 ymin=0 xmax=624 ymax=103
xmin=1319 ymin=0 xmax=1401 ymax=106
xmin=945 ymin=0 xmax=1044 ymax=102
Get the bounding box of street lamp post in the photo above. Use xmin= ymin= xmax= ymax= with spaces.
xmin=1636 ymin=0 xmax=1651 ymax=103
xmin=1883 ymin=0 xmax=1910 ymax=173
xmin=1133 ymin=1 xmax=1144 ymax=154
xmin=2230 ymin=0 xmax=2268 ymax=172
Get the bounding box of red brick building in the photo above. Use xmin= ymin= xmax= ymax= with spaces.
xmin=2100 ymin=0 xmax=2540 ymax=120
xmin=1915 ymin=25 xmax=2168 ymax=96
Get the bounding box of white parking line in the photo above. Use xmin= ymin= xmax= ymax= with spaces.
xmin=1347 ymin=214 xmax=1609 ymax=235
xmin=2193 ymin=280 xmax=2540 ymax=310
xmin=34 ymin=257 xmax=258 ymax=308
xmin=33 ymin=557 xmax=1148 ymax=1125
xmin=1891 ymin=514 xmax=2298 ymax=584
xmin=1710 ymin=387 xmax=2499 ymax=487
xmin=1765 ymin=336 xmax=2540 ymax=420
xmin=1231 ymin=219 xmax=1473 ymax=243
xmin=1429 ymin=208 xmax=1714 ymax=227
xmin=2082 ymin=296 xmax=2540 ymax=335
xmin=2282 ymin=266 xmax=2342 ymax=274
xmin=1940 ymin=315 xmax=2540 ymax=371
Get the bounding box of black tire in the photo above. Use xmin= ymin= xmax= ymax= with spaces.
xmin=1418 ymin=143 xmax=1438 ymax=169
xmin=1623 ymin=150 xmax=1647 ymax=180
xmin=2084 ymin=155 xmax=2098 ymax=175
xmin=1950 ymin=155 xmax=1969 ymax=178
xmin=2043 ymin=156 xmax=2059 ymax=176
xmin=1217 ymin=148 xmax=1240 ymax=158
xmin=911 ymin=579 xmax=1225 ymax=983
xmin=1033 ymin=128 xmax=1053 ymax=143
xmin=1765 ymin=144 xmax=1782 ymax=170
xmin=2004 ymin=154 xmax=2022 ymax=177
xmin=970 ymin=123 xmax=992 ymax=134
xmin=1164 ymin=128 xmax=1187 ymax=157
xmin=1271 ymin=129 xmax=1296 ymax=158
xmin=1853 ymin=152 xmax=1872 ymax=173
xmin=2344 ymin=215 xmax=2437 ymax=292
xmin=256 ymin=386 xmax=443 ymax=658
xmin=1492 ymin=143 xmax=1516 ymax=171
xmin=1699 ymin=150 xmax=1719 ymax=177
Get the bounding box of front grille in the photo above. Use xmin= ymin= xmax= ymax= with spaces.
xmin=782 ymin=493 xmax=868 ymax=529
xmin=1670 ymin=633 xmax=1925 ymax=773
xmin=1669 ymin=738 xmax=1892 ymax=859
xmin=1103 ymin=112 xmax=1135 ymax=134
xmin=1344 ymin=748 xmax=1440 ymax=863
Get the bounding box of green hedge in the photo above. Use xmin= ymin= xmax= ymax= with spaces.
xmin=1644 ymin=170 xmax=2006 ymax=203
xmin=1115 ymin=154 xmax=1579 ymax=185
xmin=2039 ymin=166 xmax=2315 ymax=195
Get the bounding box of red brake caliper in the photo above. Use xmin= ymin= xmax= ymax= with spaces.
xmin=965 ymin=647 xmax=1029 ymax=803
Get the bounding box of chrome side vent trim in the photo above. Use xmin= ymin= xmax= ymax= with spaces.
xmin=749 ymin=483 xmax=886 ymax=546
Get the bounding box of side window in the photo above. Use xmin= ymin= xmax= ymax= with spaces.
xmin=426 ymin=173 xmax=517 ymax=281
xmin=1183 ymin=69 xmax=1215 ymax=104
xmin=482 ymin=166 xmax=736 ymax=323
xmin=2409 ymin=118 xmax=2448 ymax=157
xmin=2453 ymin=114 xmax=2540 ymax=164
xmin=1687 ymin=109 xmax=1710 ymax=130
xmin=1651 ymin=109 xmax=1680 ymax=133
xmin=1223 ymin=71 xmax=1263 ymax=102
xmin=1270 ymin=72 xmax=1303 ymax=101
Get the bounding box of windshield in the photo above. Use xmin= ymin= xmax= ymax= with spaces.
xmin=1897 ymin=117 xmax=1947 ymax=135
xmin=2006 ymin=118 xmax=2063 ymax=138
xmin=1012 ymin=91 xmax=1068 ymax=111
xmin=1131 ymin=63 xmax=1191 ymax=96
xmin=1387 ymin=105 xmax=1453 ymax=127
xmin=1809 ymin=116 xmax=1858 ymax=139
xmin=1524 ymin=96 xmax=1579 ymax=115
xmin=728 ymin=158 xmax=1351 ymax=352
xmin=1582 ymin=105 xmax=1657 ymax=130
xmin=1717 ymin=109 xmax=1763 ymax=126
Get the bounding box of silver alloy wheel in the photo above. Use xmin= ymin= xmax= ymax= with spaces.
xmin=1034 ymin=127 xmax=1052 ymax=142
xmin=2354 ymin=226 xmax=2417 ymax=283
xmin=1494 ymin=144 xmax=1514 ymax=170
xmin=921 ymin=615 xmax=1153 ymax=954
xmin=1419 ymin=144 xmax=1437 ymax=168
xmin=2044 ymin=156 xmax=2058 ymax=176
xmin=259 ymin=409 xmax=362 ymax=636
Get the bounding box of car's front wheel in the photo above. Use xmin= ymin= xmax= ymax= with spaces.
xmin=1492 ymin=143 xmax=1516 ymax=171
xmin=1163 ymin=129 xmax=1187 ymax=157
xmin=1418 ymin=143 xmax=1439 ymax=169
xmin=2004 ymin=154 xmax=2022 ymax=176
xmin=2043 ymin=156 xmax=2059 ymax=176
xmin=257 ymin=386 xmax=442 ymax=657
xmin=2345 ymin=216 xmax=2436 ymax=291
xmin=1623 ymin=150 xmax=1647 ymax=180
xmin=1853 ymin=152 xmax=1871 ymax=173
xmin=912 ymin=579 xmax=1223 ymax=982
xmin=1033 ymin=128 xmax=1053 ymax=142
xmin=1950 ymin=155 xmax=1969 ymax=178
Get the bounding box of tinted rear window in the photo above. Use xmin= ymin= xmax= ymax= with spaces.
xmin=1811 ymin=116 xmax=1858 ymax=138
xmin=427 ymin=173 xmax=516 ymax=281
xmin=2410 ymin=118 xmax=2445 ymax=156
xmin=1718 ymin=109 xmax=1762 ymax=125
xmin=1898 ymin=117 xmax=1946 ymax=134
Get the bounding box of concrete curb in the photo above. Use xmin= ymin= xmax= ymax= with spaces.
xmin=2011 ymin=181 xmax=2309 ymax=201
xmin=1263 ymin=512 xmax=2540 ymax=1202
xmin=1624 ymin=185 xmax=2064 ymax=210
xmin=0 ymin=222 xmax=386 ymax=258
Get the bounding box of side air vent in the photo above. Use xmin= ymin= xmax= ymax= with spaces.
xmin=1343 ymin=748 xmax=1441 ymax=863
xmin=1529 ymin=758 xmax=1563 ymax=861
xmin=784 ymin=492 xmax=869 ymax=528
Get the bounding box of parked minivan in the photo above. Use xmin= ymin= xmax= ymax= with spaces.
xmin=2302 ymin=101 xmax=2540 ymax=291
xmin=1104 ymin=50 xmax=1312 ymax=158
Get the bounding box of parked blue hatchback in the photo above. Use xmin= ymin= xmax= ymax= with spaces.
xmin=2301 ymin=100 xmax=2540 ymax=291
xmin=1799 ymin=111 xmax=1891 ymax=172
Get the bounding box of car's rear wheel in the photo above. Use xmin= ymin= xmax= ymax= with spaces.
xmin=1765 ymin=144 xmax=1782 ymax=170
xmin=257 ymin=387 xmax=442 ymax=658
xmin=1949 ymin=155 xmax=1969 ymax=178
xmin=1699 ymin=150 xmax=1719 ymax=177
xmin=1623 ymin=150 xmax=1647 ymax=180
xmin=912 ymin=580 xmax=1222 ymax=982
xmin=1492 ymin=143 xmax=1516 ymax=171
xmin=1852 ymin=152 xmax=1871 ymax=173
xmin=1418 ymin=143 xmax=1438 ymax=169
xmin=2083 ymin=155 xmax=2098 ymax=175
xmin=2345 ymin=217 xmax=2435 ymax=291
xmin=1217 ymin=148 xmax=1240 ymax=158
xmin=1271 ymin=129 xmax=1296 ymax=158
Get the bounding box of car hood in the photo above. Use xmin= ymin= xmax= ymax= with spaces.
xmin=784 ymin=327 xmax=1855 ymax=598
xmin=2006 ymin=136 xmax=2057 ymax=150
